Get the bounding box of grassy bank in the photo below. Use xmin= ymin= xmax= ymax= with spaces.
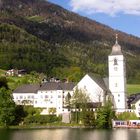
xmin=127 ymin=84 xmax=140 ymax=95
xmin=0 ymin=123 xmax=87 ymax=129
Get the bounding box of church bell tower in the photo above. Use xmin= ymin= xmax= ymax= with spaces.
xmin=108 ymin=35 xmax=126 ymax=111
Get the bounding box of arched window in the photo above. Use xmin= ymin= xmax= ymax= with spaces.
xmin=114 ymin=58 xmax=118 ymax=65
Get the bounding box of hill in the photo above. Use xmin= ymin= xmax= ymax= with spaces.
xmin=0 ymin=0 xmax=140 ymax=83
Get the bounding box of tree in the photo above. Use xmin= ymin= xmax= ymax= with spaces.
xmin=116 ymin=112 xmax=138 ymax=120
xmin=0 ymin=77 xmax=8 ymax=89
xmin=64 ymin=92 xmax=71 ymax=110
xmin=96 ymin=100 xmax=115 ymax=128
xmin=48 ymin=108 xmax=56 ymax=115
xmin=71 ymin=87 xmax=90 ymax=109
xmin=83 ymin=111 xmax=95 ymax=126
xmin=0 ymin=88 xmax=16 ymax=127
xmin=71 ymin=87 xmax=91 ymax=123
xmin=13 ymin=105 xmax=26 ymax=125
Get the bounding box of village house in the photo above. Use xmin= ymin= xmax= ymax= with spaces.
xmin=127 ymin=93 xmax=140 ymax=117
xmin=6 ymin=69 xmax=27 ymax=77
xmin=13 ymin=82 xmax=75 ymax=116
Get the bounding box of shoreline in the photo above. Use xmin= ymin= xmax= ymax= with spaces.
xmin=0 ymin=124 xmax=95 ymax=130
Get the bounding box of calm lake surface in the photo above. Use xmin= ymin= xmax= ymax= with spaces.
xmin=0 ymin=128 xmax=140 ymax=140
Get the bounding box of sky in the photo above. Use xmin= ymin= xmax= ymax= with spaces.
xmin=48 ymin=0 xmax=140 ymax=38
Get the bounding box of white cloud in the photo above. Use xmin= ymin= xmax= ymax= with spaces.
xmin=69 ymin=0 xmax=140 ymax=16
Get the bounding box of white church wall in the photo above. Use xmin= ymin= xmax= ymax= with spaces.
xmin=109 ymin=55 xmax=125 ymax=77
xmin=108 ymin=45 xmax=127 ymax=110
xmin=75 ymin=74 xmax=104 ymax=103
xmin=109 ymin=77 xmax=125 ymax=92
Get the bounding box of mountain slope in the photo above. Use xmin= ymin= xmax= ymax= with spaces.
xmin=0 ymin=0 xmax=140 ymax=83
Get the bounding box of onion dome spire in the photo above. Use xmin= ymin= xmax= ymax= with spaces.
xmin=111 ymin=34 xmax=122 ymax=55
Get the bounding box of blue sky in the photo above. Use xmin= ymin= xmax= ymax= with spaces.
xmin=48 ymin=0 xmax=140 ymax=38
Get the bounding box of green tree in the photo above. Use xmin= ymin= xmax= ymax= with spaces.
xmin=13 ymin=105 xmax=26 ymax=125
xmin=116 ymin=112 xmax=138 ymax=120
xmin=65 ymin=92 xmax=71 ymax=110
xmin=0 ymin=88 xmax=16 ymax=127
xmin=48 ymin=108 xmax=56 ymax=115
xmin=71 ymin=87 xmax=90 ymax=109
xmin=0 ymin=77 xmax=8 ymax=89
xmin=83 ymin=111 xmax=95 ymax=126
xmin=96 ymin=100 xmax=115 ymax=128
xmin=71 ymin=87 xmax=91 ymax=124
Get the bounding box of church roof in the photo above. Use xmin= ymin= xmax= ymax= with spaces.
xmin=88 ymin=73 xmax=111 ymax=93
xmin=128 ymin=93 xmax=140 ymax=104
xmin=13 ymin=82 xmax=75 ymax=94
xmin=13 ymin=84 xmax=40 ymax=93
xmin=39 ymin=82 xmax=75 ymax=91
xmin=110 ymin=34 xmax=122 ymax=55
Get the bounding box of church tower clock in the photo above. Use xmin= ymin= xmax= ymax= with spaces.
xmin=108 ymin=35 xmax=126 ymax=111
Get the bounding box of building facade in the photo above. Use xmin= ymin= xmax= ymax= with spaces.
xmin=108 ymin=35 xmax=127 ymax=111
xmin=75 ymin=74 xmax=110 ymax=106
xmin=13 ymin=82 xmax=75 ymax=115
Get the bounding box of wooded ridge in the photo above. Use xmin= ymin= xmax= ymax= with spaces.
xmin=0 ymin=0 xmax=140 ymax=83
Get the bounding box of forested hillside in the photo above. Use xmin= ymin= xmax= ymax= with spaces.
xmin=0 ymin=0 xmax=140 ymax=83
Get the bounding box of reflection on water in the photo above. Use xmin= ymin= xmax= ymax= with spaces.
xmin=112 ymin=129 xmax=128 ymax=140
xmin=0 ymin=128 xmax=140 ymax=140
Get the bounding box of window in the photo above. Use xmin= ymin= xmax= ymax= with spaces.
xmin=84 ymin=86 xmax=86 ymax=89
xmin=58 ymin=95 xmax=61 ymax=98
xmin=118 ymin=94 xmax=120 ymax=97
xmin=45 ymin=95 xmax=49 ymax=98
xmin=114 ymin=67 xmax=118 ymax=71
xmin=115 ymin=83 xmax=118 ymax=87
xmin=20 ymin=96 xmax=23 ymax=99
xmin=118 ymin=99 xmax=120 ymax=102
xmin=114 ymin=58 xmax=118 ymax=65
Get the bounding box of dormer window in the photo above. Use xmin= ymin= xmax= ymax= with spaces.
xmin=114 ymin=58 xmax=118 ymax=65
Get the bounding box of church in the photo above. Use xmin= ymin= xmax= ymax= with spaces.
xmin=108 ymin=35 xmax=127 ymax=111
xmin=13 ymin=35 xmax=127 ymax=115
xmin=75 ymin=35 xmax=127 ymax=112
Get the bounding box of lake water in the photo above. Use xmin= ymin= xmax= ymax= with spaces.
xmin=0 ymin=128 xmax=140 ymax=140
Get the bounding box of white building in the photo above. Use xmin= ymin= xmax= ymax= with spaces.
xmin=34 ymin=82 xmax=74 ymax=115
xmin=128 ymin=94 xmax=140 ymax=117
xmin=13 ymin=84 xmax=40 ymax=105
xmin=130 ymin=98 xmax=140 ymax=117
xmin=13 ymin=82 xmax=75 ymax=115
xmin=75 ymin=74 xmax=111 ymax=106
xmin=108 ymin=35 xmax=127 ymax=111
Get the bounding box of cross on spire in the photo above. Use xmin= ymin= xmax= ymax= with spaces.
xmin=116 ymin=34 xmax=118 ymax=44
